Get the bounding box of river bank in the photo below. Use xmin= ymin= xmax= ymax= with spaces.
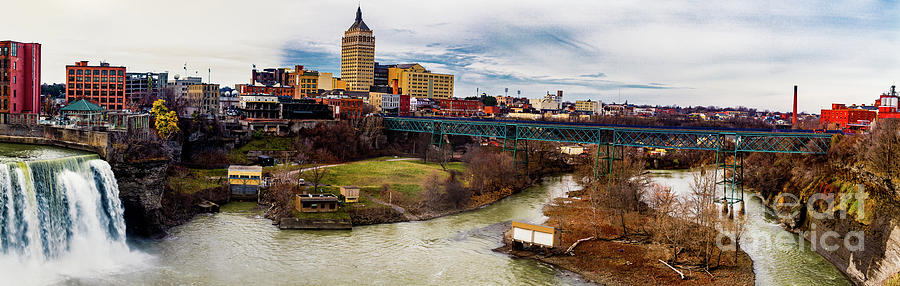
xmin=89 ymin=176 xmax=591 ymax=284
xmin=654 ymin=169 xmax=851 ymax=285
xmin=271 ymin=155 xmax=568 ymax=228
xmin=494 ymin=179 xmax=756 ymax=285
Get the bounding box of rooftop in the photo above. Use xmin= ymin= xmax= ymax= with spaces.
xmin=228 ymin=165 xmax=263 ymax=172
xmin=60 ymin=99 xmax=104 ymax=112
xmin=348 ymin=7 xmax=370 ymax=31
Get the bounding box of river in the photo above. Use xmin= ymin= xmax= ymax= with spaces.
xmin=650 ymin=169 xmax=852 ymax=286
xmin=0 ymin=142 xmax=855 ymax=285
xmin=77 ymin=176 xmax=591 ymax=285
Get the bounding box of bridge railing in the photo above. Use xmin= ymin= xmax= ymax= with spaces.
xmin=383 ymin=117 xmax=833 ymax=154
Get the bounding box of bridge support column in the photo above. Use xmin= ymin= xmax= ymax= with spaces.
xmin=714 ymin=135 xmax=744 ymax=213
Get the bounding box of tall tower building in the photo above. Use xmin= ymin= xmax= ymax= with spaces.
xmin=341 ymin=7 xmax=375 ymax=92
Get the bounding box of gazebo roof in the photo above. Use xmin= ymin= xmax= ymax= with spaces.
xmin=61 ymin=99 xmax=104 ymax=112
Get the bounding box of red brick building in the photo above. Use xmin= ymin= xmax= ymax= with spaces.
xmin=236 ymin=83 xmax=294 ymax=96
xmin=399 ymin=95 xmax=410 ymax=116
xmin=315 ymin=97 xmax=363 ymax=119
xmin=0 ymin=41 xmax=41 ymax=114
xmin=65 ymin=61 xmax=126 ymax=110
xmin=438 ymin=98 xmax=482 ymax=117
xmin=820 ymin=103 xmax=876 ymax=130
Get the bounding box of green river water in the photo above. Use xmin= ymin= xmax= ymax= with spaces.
xmin=5 ymin=141 xmax=851 ymax=285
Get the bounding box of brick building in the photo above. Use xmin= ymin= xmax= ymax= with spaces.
xmin=438 ymin=98 xmax=482 ymax=117
xmin=236 ymin=83 xmax=293 ymax=97
xmin=0 ymin=41 xmax=41 ymax=114
xmin=820 ymin=103 xmax=877 ymax=130
xmin=316 ymin=97 xmax=363 ymax=119
xmin=65 ymin=61 xmax=126 ymax=110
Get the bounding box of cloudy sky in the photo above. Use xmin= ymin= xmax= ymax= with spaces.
xmin=7 ymin=0 xmax=899 ymax=112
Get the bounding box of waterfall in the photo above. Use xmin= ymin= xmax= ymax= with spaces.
xmin=0 ymin=155 xmax=149 ymax=285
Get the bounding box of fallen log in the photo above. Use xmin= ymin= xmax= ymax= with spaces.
xmin=659 ymin=259 xmax=685 ymax=280
xmin=565 ymin=236 xmax=594 ymax=255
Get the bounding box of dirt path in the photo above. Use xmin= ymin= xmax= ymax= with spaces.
xmin=363 ymin=193 xmax=417 ymax=221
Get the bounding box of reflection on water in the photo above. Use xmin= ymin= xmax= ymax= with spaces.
xmin=650 ymin=169 xmax=851 ymax=286
xmin=73 ymin=176 xmax=591 ymax=285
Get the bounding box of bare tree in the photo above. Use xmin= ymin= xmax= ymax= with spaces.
xmin=422 ymin=171 xmax=445 ymax=210
xmin=443 ymin=171 xmax=469 ymax=209
xmin=864 ymin=118 xmax=900 ymax=179
xmin=686 ymin=169 xmax=719 ymax=269
xmin=308 ymin=150 xmax=331 ymax=193
xmin=600 ymin=148 xmax=650 ymax=236
xmin=427 ymin=143 xmax=453 ymax=171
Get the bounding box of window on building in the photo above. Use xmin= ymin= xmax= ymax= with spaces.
xmin=93 ymin=70 xmax=99 ymax=75
xmin=77 ymin=69 xmax=83 ymax=75
xmin=101 ymin=70 xmax=108 ymax=76
xmin=69 ymin=69 xmax=75 ymax=75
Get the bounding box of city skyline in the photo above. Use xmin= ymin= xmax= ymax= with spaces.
xmin=6 ymin=0 xmax=899 ymax=112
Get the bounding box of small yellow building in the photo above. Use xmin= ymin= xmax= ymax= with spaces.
xmin=340 ymin=186 xmax=360 ymax=203
xmin=228 ymin=165 xmax=262 ymax=199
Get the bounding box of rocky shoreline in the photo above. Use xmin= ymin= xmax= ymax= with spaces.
xmin=491 ymin=188 xmax=756 ymax=286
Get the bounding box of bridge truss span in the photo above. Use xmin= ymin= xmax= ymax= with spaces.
xmin=383 ymin=117 xmax=833 ymax=207
xmin=384 ymin=117 xmax=832 ymax=154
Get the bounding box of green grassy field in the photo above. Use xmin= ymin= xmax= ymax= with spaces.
xmin=302 ymin=158 xmax=464 ymax=188
xmin=298 ymin=158 xmax=465 ymax=209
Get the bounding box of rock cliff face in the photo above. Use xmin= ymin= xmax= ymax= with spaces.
xmin=763 ymin=170 xmax=900 ymax=286
xmin=113 ymin=159 xmax=170 ymax=237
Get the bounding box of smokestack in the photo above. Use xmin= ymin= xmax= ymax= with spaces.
xmin=392 ymin=79 xmax=399 ymax=95
xmin=792 ymin=85 xmax=798 ymax=129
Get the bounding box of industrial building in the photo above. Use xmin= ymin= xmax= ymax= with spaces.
xmin=821 ymin=85 xmax=900 ymax=132
xmin=0 ymin=40 xmax=41 ymax=114
xmin=65 ymin=61 xmax=126 ymax=111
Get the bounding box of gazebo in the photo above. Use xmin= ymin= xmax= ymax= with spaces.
xmin=60 ymin=99 xmax=105 ymax=127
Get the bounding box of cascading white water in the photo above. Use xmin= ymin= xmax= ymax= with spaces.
xmin=0 ymin=155 xmax=149 ymax=285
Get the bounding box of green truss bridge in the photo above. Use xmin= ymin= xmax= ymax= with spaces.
xmin=383 ymin=116 xmax=836 ymax=207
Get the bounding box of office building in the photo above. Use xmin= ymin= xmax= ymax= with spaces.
xmin=188 ymin=83 xmax=220 ymax=116
xmin=168 ymin=75 xmax=203 ymax=106
xmin=125 ymin=72 xmax=168 ymax=109
xmin=575 ymin=99 xmax=602 ymax=115
xmin=290 ymin=66 xmax=319 ymax=98
xmin=341 ymin=7 xmax=375 ymax=92
xmin=387 ymin=63 xmax=454 ymax=99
